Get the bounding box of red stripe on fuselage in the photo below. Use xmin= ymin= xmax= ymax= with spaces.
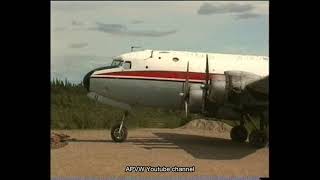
xmin=94 ymin=71 xmax=223 ymax=80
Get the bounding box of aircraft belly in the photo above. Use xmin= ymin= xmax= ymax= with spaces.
xmin=90 ymin=78 xmax=187 ymax=109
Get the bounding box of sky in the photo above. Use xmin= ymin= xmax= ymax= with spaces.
xmin=51 ymin=1 xmax=269 ymax=84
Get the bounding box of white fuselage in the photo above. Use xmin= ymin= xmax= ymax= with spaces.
xmin=89 ymin=50 xmax=269 ymax=109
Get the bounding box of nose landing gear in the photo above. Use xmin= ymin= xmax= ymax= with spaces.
xmin=110 ymin=111 xmax=129 ymax=142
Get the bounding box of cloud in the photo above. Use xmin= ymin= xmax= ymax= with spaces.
xmin=72 ymin=20 xmax=84 ymax=26
xmin=53 ymin=27 xmax=66 ymax=31
xmin=130 ymin=30 xmax=177 ymax=37
xmin=90 ymin=22 xmax=177 ymax=37
xmin=51 ymin=55 xmax=113 ymax=83
xmin=235 ymin=13 xmax=262 ymax=20
xmin=197 ymin=2 xmax=253 ymax=15
xmin=51 ymin=2 xmax=102 ymax=11
xmin=92 ymin=23 xmax=126 ymax=34
xmin=69 ymin=43 xmax=88 ymax=48
xmin=131 ymin=20 xmax=144 ymax=24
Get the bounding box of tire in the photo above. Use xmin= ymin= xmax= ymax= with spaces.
xmin=249 ymin=130 xmax=267 ymax=148
xmin=230 ymin=125 xmax=248 ymax=143
xmin=110 ymin=123 xmax=128 ymax=142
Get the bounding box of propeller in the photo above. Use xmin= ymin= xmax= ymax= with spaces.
xmin=202 ymin=54 xmax=210 ymax=113
xmin=180 ymin=61 xmax=190 ymax=119
xmin=184 ymin=100 xmax=189 ymax=119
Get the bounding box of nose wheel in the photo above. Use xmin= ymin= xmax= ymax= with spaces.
xmin=111 ymin=124 xmax=128 ymax=142
xmin=110 ymin=111 xmax=129 ymax=142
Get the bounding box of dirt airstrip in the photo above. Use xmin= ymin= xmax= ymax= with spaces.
xmin=51 ymin=120 xmax=269 ymax=177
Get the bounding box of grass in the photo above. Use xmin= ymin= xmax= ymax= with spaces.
xmin=51 ymin=79 xmax=195 ymax=129
xmin=51 ymin=79 xmax=262 ymax=131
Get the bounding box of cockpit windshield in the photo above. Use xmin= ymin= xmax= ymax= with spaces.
xmin=110 ymin=59 xmax=123 ymax=67
xmin=90 ymin=59 xmax=124 ymax=72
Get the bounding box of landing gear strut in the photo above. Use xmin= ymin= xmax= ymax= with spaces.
xmin=230 ymin=119 xmax=248 ymax=143
xmin=110 ymin=111 xmax=129 ymax=142
xmin=249 ymin=130 xmax=267 ymax=148
xmin=230 ymin=111 xmax=268 ymax=148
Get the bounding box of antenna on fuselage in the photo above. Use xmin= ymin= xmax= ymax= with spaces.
xmin=131 ymin=46 xmax=141 ymax=52
xmin=150 ymin=50 xmax=153 ymax=58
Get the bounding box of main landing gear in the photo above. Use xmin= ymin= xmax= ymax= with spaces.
xmin=230 ymin=122 xmax=248 ymax=143
xmin=230 ymin=112 xmax=268 ymax=148
xmin=110 ymin=111 xmax=129 ymax=142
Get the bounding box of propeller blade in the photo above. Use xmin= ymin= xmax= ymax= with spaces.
xmin=202 ymin=54 xmax=210 ymax=113
xmin=179 ymin=61 xmax=190 ymax=118
xmin=179 ymin=81 xmax=185 ymax=109
xmin=187 ymin=61 xmax=189 ymax=74
xmin=185 ymin=61 xmax=189 ymax=95
xmin=181 ymin=61 xmax=190 ymax=99
xmin=205 ymin=54 xmax=209 ymax=85
xmin=185 ymin=100 xmax=188 ymax=118
xmin=184 ymin=61 xmax=190 ymax=118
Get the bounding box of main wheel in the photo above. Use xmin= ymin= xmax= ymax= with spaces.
xmin=230 ymin=125 xmax=248 ymax=143
xmin=111 ymin=123 xmax=128 ymax=142
xmin=249 ymin=130 xmax=267 ymax=148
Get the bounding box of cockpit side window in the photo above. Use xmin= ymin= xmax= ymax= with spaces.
xmin=110 ymin=59 xmax=123 ymax=67
xmin=123 ymin=61 xmax=132 ymax=70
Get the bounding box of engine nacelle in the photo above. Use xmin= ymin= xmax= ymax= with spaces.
xmin=225 ymin=71 xmax=262 ymax=104
xmin=188 ymin=84 xmax=203 ymax=113
xmin=208 ymin=71 xmax=262 ymax=105
xmin=187 ymin=71 xmax=263 ymax=114
xmin=208 ymin=74 xmax=227 ymax=105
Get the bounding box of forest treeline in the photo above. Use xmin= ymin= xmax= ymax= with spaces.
xmin=51 ymin=79 xmax=195 ymax=129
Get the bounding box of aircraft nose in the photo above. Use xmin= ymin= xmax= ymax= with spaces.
xmin=83 ymin=70 xmax=95 ymax=91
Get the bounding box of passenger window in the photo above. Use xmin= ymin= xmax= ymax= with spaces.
xmin=172 ymin=57 xmax=179 ymax=62
xmin=123 ymin=61 xmax=132 ymax=70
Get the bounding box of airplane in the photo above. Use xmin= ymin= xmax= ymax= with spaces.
xmin=83 ymin=48 xmax=269 ymax=148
